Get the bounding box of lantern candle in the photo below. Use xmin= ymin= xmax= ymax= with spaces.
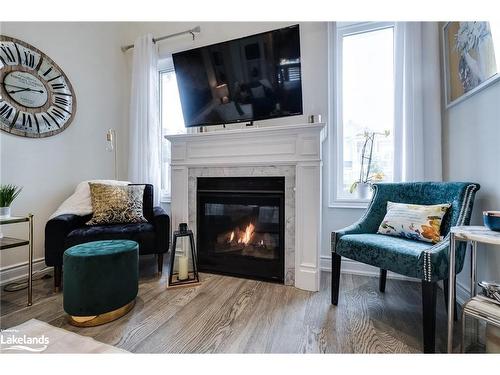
xmin=178 ymin=255 xmax=189 ymax=281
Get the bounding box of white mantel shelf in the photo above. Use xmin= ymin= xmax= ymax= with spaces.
xmin=166 ymin=122 xmax=326 ymax=291
xmin=165 ymin=123 xmax=326 ymax=168
xmin=165 ymin=122 xmax=325 ymax=140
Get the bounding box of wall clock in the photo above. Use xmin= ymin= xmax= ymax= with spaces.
xmin=0 ymin=35 xmax=76 ymax=138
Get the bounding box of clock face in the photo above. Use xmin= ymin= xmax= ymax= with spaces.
xmin=4 ymin=71 xmax=48 ymax=107
xmin=0 ymin=35 xmax=76 ymax=138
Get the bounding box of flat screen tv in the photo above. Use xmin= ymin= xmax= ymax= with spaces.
xmin=172 ymin=25 xmax=303 ymax=127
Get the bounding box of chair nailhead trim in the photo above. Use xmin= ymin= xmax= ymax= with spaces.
xmin=422 ymin=184 xmax=477 ymax=282
xmin=331 ymin=232 xmax=337 ymax=253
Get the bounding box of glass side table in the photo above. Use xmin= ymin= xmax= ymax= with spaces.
xmin=0 ymin=214 xmax=34 ymax=306
xmin=461 ymin=295 xmax=500 ymax=352
xmin=448 ymin=226 xmax=500 ymax=353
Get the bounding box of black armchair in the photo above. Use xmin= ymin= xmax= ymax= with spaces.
xmin=45 ymin=184 xmax=170 ymax=290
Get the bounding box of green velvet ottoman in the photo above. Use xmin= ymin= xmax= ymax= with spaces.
xmin=63 ymin=240 xmax=139 ymax=327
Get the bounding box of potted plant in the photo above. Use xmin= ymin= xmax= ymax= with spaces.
xmin=0 ymin=184 xmax=23 ymax=219
xmin=349 ymin=130 xmax=390 ymax=199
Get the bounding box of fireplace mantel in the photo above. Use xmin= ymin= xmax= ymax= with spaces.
xmin=165 ymin=122 xmax=325 ymax=291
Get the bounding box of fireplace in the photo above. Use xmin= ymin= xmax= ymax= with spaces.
xmin=197 ymin=177 xmax=285 ymax=282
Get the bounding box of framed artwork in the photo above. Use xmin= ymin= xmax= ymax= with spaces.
xmin=442 ymin=22 xmax=499 ymax=108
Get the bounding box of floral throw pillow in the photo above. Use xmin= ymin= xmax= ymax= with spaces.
xmin=86 ymin=183 xmax=147 ymax=225
xmin=377 ymin=202 xmax=451 ymax=243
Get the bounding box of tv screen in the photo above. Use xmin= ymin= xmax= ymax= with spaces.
xmin=172 ymin=25 xmax=303 ymax=127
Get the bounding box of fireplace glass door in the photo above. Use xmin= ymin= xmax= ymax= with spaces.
xmin=197 ymin=177 xmax=284 ymax=282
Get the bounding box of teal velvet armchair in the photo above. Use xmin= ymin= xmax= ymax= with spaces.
xmin=331 ymin=182 xmax=480 ymax=353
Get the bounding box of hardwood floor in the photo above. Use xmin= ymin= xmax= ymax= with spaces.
xmin=0 ymin=256 xmax=464 ymax=353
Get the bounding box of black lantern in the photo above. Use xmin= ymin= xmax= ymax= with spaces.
xmin=168 ymin=223 xmax=200 ymax=287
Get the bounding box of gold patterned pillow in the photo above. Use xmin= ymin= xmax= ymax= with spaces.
xmin=86 ymin=183 xmax=147 ymax=225
xmin=377 ymin=201 xmax=451 ymax=243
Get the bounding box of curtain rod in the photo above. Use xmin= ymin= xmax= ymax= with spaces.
xmin=121 ymin=26 xmax=201 ymax=52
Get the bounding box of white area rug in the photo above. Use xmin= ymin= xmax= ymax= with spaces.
xmin=0 ymin=319 xmax=127 ymax=354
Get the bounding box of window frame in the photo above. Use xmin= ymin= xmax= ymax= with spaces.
xmin=158 ymin=57 xmax=177 ymax=203
xmin=328 ymin=21 xmax=396 ymax=209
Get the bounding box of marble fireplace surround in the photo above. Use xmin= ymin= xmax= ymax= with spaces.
xmin=165 ymin=123 xmax=325 ymax=291
xmin=188 ymin=166 xmax=296 ymax=285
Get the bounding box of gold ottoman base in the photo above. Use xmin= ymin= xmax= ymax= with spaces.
xmin=68 ymin=299 xmax=135 ymax=327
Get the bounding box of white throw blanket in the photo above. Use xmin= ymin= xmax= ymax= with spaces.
xmin=49 ymin=180 xmax=130 ymax=219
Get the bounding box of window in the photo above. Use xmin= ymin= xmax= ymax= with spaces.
xmin=160 ymin=63 xmax=185 ymax=201
xmin=330 ymin=22 xmax=396 ymax=206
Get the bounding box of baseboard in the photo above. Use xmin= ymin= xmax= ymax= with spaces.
xmin=295 ymin=266 xmax=320 ymax=292
xmin=320 ymin=255 xmax=419 ymax=282
xmin=0 ymin=258 xmax=52 ymax=286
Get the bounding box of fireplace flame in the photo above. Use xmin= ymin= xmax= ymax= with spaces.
xmin=227 ymin=223 xmax=256 ymax=246
xmin=241 ymin=223 xmax=255 ymax=245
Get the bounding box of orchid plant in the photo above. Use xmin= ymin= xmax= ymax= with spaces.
xmin=349 ymin=130 xmax=390 ymax=194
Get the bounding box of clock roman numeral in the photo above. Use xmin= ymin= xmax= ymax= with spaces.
xmin=41 ymin=114 xmax=54 ymax=128
xmin=1 ymin=45 xmax=16 ymax=63
xmin=23 ymin=51 xmax=35 ymax=68
xmin=0 ymin=103 xmax=13 ymax=119
xmin=51 ymin=83 xmax=65 ymax=90
xmin=47 ymin=75 xmax=62 ymax=83
xmin=11 ymin=111 xmax=20 ymax=127
xmin=54 ymin=104 xmax=71 ymax=115
xmin=42 ymin=67 xmax=53 ymax=77
xmin=0 ymin=103 xmax=9 ymax=115
xmin=55 ymin=96 xmax=70 ymax=106
xmin=34 ymin=113 xmax=40 ymax=133
xmin=14 ymin=43 xmax=22 ymax=63
xmin=46 ymin=112 xmax=60 ymax=127
xmin=21 ymin=113 xmax=34 ymax=128
xmin=50 ymin=108 xmax=66 ymax=120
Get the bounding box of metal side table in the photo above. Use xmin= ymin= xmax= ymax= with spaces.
xmin=447 ymin=226 xmax=500 ymax=353
xmin=0 ymin=214 xmax=34 ymax=306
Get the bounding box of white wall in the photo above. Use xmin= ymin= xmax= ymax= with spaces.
xmin=0 ymin=22 xmax=131 ymax=278
xmin=443 ymin=81 xmax=500 ymax=299
xmin=122 ymin=21 xmax=364 ymax=269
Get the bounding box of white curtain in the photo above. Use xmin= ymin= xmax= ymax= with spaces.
xmin=393 ymin=22 xmax=443 ymax=182
xmin=128 ymin=34 xmax=161 ymax=204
